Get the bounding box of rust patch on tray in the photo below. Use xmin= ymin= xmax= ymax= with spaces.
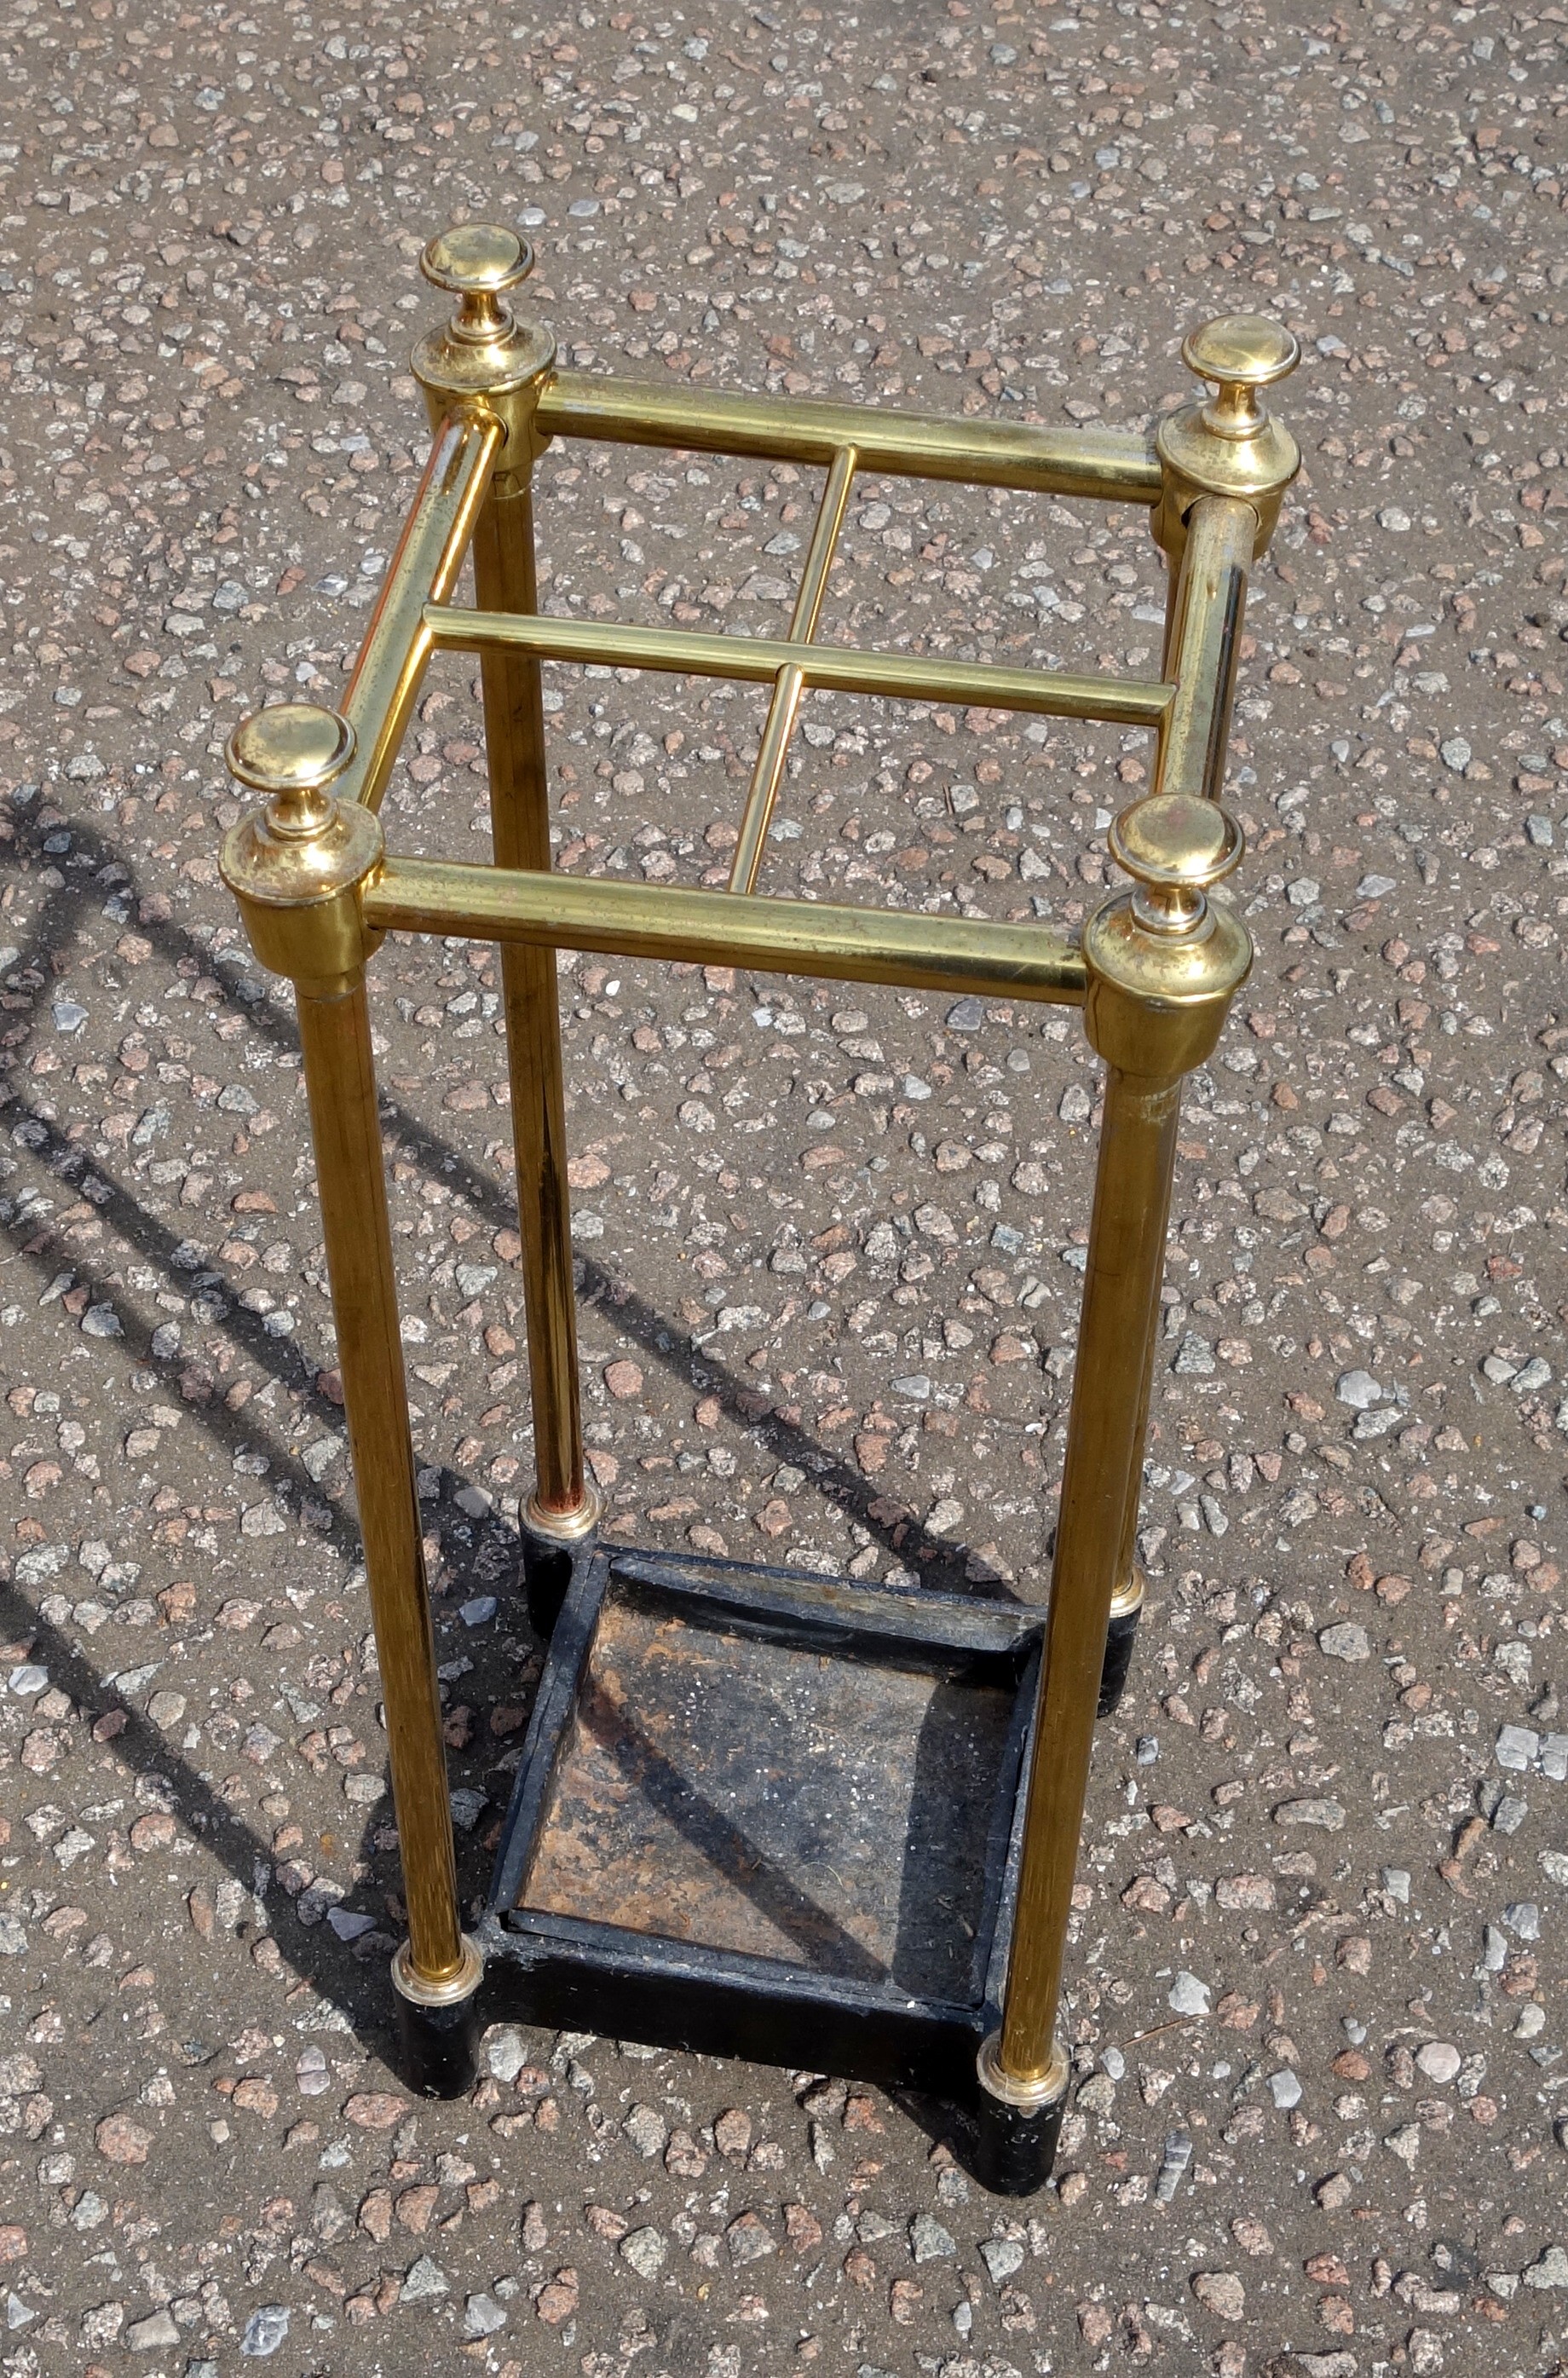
xmin=517 ymin=1586 xmax=1015 ymax=1997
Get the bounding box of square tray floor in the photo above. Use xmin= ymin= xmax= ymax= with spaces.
xmin=483 ymin=1545 xmax=1043 ymax=2093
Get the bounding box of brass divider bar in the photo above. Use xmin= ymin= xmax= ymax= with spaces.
xmin=536 ymin=368 xmax=1163 ymax=505
xmin=424 ymin=603 xmax=1174 ymax=729
xmin=730 ymin=442 xmax=858 ymax=896
xmin=363 ymin=854 xmax=1090 ymax=1008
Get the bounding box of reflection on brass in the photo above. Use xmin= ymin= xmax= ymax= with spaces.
xmin=339 ymin=408 xmax=504 ymax=816
xmin=218 ymin=227 xmax=1299 ymax=2084
xmin=363 ymin=856 xmax=1089 ymax=1007
xmin=730 ymin=442 xmax=858 ymax=897
xmin=427 ymin=603 xmax=1175 ymax=728
xmin=537 ymin=369 xmax=1162 ymax=502
xmin=1154 ymin=314 xmax=1300 ymax=561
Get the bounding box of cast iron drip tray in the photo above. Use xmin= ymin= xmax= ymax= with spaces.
xmin=483 ymin=1546 xmax=1043 ymax=2092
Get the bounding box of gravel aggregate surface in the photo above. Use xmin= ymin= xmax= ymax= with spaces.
xmin=2 ymin=0 xmax=1567 ymax=2372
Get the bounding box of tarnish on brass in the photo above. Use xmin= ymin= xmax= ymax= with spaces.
xmin=216 ymin=224 xmax=1301 ymax=2129
xmin=525 ymin=1483 xmax=602 ymax=1544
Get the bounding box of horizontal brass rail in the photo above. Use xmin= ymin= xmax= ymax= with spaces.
xmin=536 ymin=370 xmax=1162 ymax=506
xmin=341 ymin=408 xmax=503 ymax=812
xmin=425 ymin=604 xmax=1173 ymax=729
xmin=363 ymin=856 xmax=1088 ymax=1007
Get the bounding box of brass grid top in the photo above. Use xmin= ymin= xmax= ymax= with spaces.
xmin=384 ymin=234 xmax=1294 ymax=909
xmin=226 ymin=233 xmax=1297 ymax=982
xmin=366 ymin=222 xmax=1236 ymax=908
xmin=424 ymin=427 xmax=1177 ymax=904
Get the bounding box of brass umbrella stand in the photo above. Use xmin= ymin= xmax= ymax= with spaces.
xmin=218 ymin=225 xmax=1300 ymax=2193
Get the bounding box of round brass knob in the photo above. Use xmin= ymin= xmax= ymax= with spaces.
xmin=1109 ymin=791 xmax=1242 ymax=933
xmin=226 ymin=701 xmax=355 ymax=835
xmin=420 ymin=222 xmax=534 ymax=343
xmin=1180 ymin=314 xmax=1300 ymax=441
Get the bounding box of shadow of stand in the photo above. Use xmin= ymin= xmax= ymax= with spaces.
xmin=3 ymin=794 xmax=1062 ymax=2132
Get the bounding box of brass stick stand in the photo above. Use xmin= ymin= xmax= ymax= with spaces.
xmin=218 ymin=232 xmax=1300 ymax=2190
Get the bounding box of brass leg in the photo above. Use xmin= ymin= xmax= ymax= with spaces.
xmin=980 ymin=793 xmax=1251 ymax=2177
xmin=972 ymin=1061 xmax=1182 ymax=2190
xmin=472 ymin=481 xmax=599 ymax=1628
xmin=297 ymin=974 xmax=482 ymax=2087
xmin=1087 ymin=499 xmax=1255 ymax=1724
xmin=1096 ymin=1179 xmax=1172 ymax=1719
xmin=221 ymin=704 xmax=482 ymax=2090
xmin=1001 ymin=1061 xmax=1184 ymax=2070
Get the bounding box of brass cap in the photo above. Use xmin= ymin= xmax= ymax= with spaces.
xmin=1181 ymin=314 xmax=1300 ymax=440
xmin=412 ymin=220 xmax=556 ymax=417
xmin=1110 ymin=791 xmax=1242 ymax=934
xmin=420 ymin=222 xmax=534 ymax=344
xmin=1154 ymin=312 xmax=1302 ymax=558
xmin=227 ymin=701 xmax=355 ymax=834
xmin=219 ymin=696 xmax=383 ymax=985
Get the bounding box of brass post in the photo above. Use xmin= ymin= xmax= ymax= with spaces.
xmin=1156 ymin=494 xmax=1260 ymax=804
xmin=219 ymin=702 xmax=481 ymax=2031
xmin=1097 ymin=320 xmax=1300 ymax=1716
xmin=986 ymin=794 xmax=1252 ymax=2104
xmin=412 ymin=228 xmax=598 ymax=1558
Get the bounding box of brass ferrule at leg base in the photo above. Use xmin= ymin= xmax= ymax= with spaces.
xmin=524 ymin=1482 xmax=602 ymax=1545
xmin=392 ymin=1934 xmax=484 ymax=2099
xmin=1098 ymin=1563 xmax=1147 ymax=1718
xmin=975 ymin=2031 xmax=1070 ymax=2194
xmin=978 ymin=2030 xmax=1070 ymax=2112
xmin=392 ymin=1933 xmax=484 ymax=2010
xmin=1110 ymin=1566 xmax=1145 ymax=1625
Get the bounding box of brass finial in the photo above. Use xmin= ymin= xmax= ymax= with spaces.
xmin=1108 ymin=791 xmax=1242 ymax=935
xmin=220 ymin=700 xmax=382 ymax=984
xmin=1154 ymin=312 xmax=1302 ymax=560
xmin=411 ymin=222 xmax=556 ymax=434
xmin=1180 ymin=315 xmax=1300 ymax=442
xmin=420 ymin=222 xmax=535 ymax=346
xmin=227 ymin=701 xmax=355 ymax=838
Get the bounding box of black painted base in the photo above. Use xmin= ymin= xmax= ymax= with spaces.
xmin=521 ymin=1518 xmax=596 ymax=1639
xmin=1098 ymin=1600 xmax=1142 ymax=1718
xmin=485 ymin=1543 xmax=1055 ymax=2188
xmin=971 ymin=2084 xmax=1067 ymax=2196
xmin=393 ymin=1979 xmax=481 ymax=2099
